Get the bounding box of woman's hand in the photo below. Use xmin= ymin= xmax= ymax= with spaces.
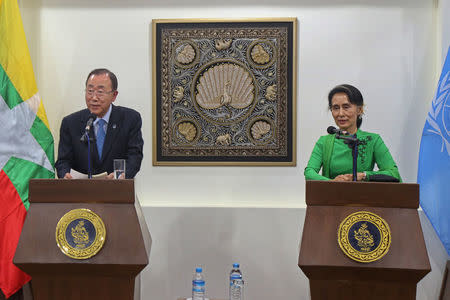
xmin=357 ymin=172 xmax=367 ymax=181
xmin=333 ymin=174 xmax=352 ymax=181
xmin=332 ymin=172 xmax=366 ymax=181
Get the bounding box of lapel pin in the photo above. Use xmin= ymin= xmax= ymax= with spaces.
xmin=112 ymin=124 xmax=117 ymax=129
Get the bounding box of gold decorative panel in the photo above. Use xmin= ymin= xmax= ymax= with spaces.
xmin=153 ymin=18 xmax=297 ymax=165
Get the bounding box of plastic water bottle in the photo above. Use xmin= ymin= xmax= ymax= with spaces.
xmin=229 ymin=263 xmax=243 ymax=300
xmin=192 ymin=267 xmax=205 ymax=300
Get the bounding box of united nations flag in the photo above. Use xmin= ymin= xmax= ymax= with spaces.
xmin=417 ymin=46 xmax=450 ymax=255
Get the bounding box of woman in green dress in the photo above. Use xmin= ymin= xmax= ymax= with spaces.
xmin=304 ymin=84 xmax=401 ymax=182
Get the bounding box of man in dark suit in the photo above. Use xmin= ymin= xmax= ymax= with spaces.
xmin=55 ymin=68 xmax=143 ymax=179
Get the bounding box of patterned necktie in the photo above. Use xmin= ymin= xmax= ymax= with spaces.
xmin=96 ymin=119 xmax=106 ymax=158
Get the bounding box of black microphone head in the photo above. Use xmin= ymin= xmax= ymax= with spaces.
xmin=86 ymin=113 xmax=97 ymax=125
xmin=84 ymin=113 xmax=97 ymax=132
xmin=327 ymin=126 xmax=337 ymax=134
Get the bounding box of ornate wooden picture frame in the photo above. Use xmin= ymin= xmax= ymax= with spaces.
xmin=152 ymin=18 xmax=297 ymax=165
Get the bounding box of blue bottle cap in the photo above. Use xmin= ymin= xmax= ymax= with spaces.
xmin=196 ymin=267 xmax=202 ymax=273
xmin=233 ymin=263 xmax=239 ymax=268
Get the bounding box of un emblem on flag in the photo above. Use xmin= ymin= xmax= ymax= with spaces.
xmin=56 ymin=209 xmax=106 ymax=259
xmin=425 ymin=70 xmax=450 ymax=155
xmin=338 ymin=211 xmax=391 ymax=263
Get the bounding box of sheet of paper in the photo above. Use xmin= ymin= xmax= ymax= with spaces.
xmin=69 ymin=169 xmax=108 ymax=179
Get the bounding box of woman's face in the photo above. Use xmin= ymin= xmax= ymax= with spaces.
xmin=330 ymin=92 xmax=362 ymax=134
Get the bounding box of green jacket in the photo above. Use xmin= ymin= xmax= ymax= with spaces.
xmin=304 ymin=130 xmax=402 ymax=181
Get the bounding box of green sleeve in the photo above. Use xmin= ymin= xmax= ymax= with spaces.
xmin=304 ymin=137 xmax=331 ymax=181
xmin=365 ymin=135 xmax=402 ymax=182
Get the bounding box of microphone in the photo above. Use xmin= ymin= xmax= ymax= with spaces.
xmin=85 ymin=113 xmax=97 ymax=132
xmin=327 ymin=126 xmax=358 ymax=143
xmin=80 ymin=113 xmax=97 ymax=143
xmin=327 ymin=126 xmax=346 ymax=135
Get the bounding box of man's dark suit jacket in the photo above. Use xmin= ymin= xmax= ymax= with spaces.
xmin=55 ymin=105 xmax=143 ymax=178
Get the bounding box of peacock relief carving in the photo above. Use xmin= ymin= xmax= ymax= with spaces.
xmin=196 ymin=63 xmax=254 ymax=109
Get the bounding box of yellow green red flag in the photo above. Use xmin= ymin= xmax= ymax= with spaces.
xmin=0 ymin=0 xmax=54 ymax=297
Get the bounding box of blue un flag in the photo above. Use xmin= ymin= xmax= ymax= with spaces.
xmin=417 ymin=46 xmax=450 ymax=255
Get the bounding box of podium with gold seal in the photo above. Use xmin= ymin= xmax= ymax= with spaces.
xmin=298 ymin=181 xmax=431 ymax=300
xmin=14 ymin=179 xmax=151 ymax=300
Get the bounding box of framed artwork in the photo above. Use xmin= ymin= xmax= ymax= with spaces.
xmin=152 ymin=18 xmax=297 ymax=165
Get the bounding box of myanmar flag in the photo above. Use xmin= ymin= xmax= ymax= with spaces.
xmin=0 ymin=0 xmax=54 ymax=298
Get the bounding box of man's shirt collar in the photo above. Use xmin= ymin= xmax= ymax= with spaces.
xmin=94 ymin=104 xmax=112 ymax=125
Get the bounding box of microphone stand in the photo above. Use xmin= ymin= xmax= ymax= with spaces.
xmin=81 ymin=130 xmax=96 ymax=179
xmin=335 ymin=132 xmax=360 ymax=182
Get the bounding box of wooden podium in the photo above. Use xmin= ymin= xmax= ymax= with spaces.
xmin=298 ymin=181 xmax=431 ymax=300
xmin=13 ymin=179 xmax=151 ymax=300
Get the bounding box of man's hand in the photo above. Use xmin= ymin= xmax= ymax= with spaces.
xmin=63 ymin=173 xmax=73 ymax=179
xmin=106 ymin=172 xmax=125 ymax=179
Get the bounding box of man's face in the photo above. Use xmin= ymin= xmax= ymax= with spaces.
xmin=85 ymin=73 xmax=118 ymax=118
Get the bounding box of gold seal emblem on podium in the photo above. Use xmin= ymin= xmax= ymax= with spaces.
xmin=338 ymin=211 xmax=391 ymax=263
xmin=55 ymin=208 xmax=106 ymax=259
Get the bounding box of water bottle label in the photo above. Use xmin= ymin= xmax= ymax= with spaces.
xmin=230 ymin=275 xmax=241 ymax=286
xmin=192 ymin=280 xmax=205 ymax=286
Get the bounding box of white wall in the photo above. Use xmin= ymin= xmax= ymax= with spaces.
xmin=438 ymin=0 xmax=450 ymax=61
xmin=20 ymin=0 xmax=436 ymax=208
